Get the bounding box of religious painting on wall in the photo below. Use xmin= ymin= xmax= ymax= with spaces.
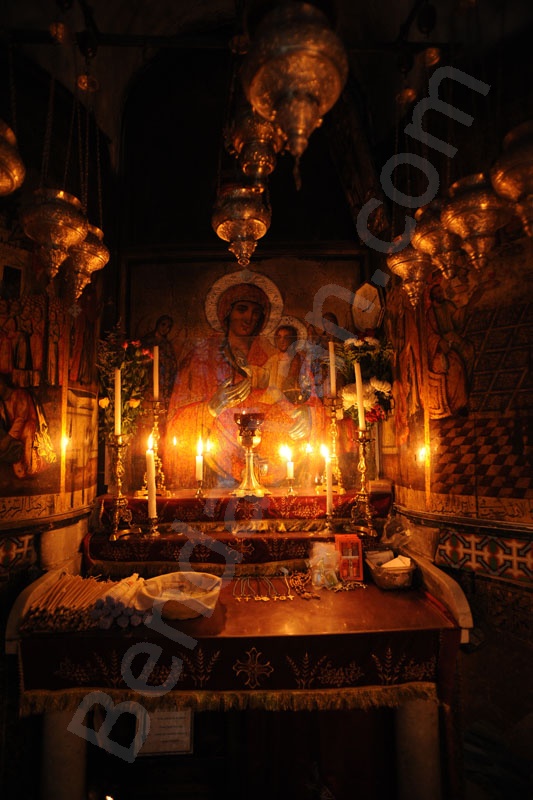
xmin=0 ymin=231 xmax=102 ymax=521
xmin=0 ymin=242 xmax=61 ymax=504
xmin=127 ymin=256 xmax=366 ymax=493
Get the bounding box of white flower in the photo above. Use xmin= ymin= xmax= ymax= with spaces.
xmin=370 ymin=377 xmax=392 ymax=395
xmin=344 ymin=338 xmax=362 ymax=348
xmin=341 ymin=384 xmax=358 ymax=410
xmin=364 ymin=337 xmax=380 ymax=348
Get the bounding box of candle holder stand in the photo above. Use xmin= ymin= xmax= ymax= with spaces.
xmin=232 ymin=412 xmax=270 ymax=498
xmin=350 ymin=429 xmax=378 ymax=539
xmin=144 ymin=517 xmax=160 ymax=537
xmin=323 ymin=512 xmax=335 ymax=532
xmin=151 ymin=400 xmax=167 ymax=494
xmin=286 ymin=478 xmax=296 ymax=496
xmin=323 ymin=395 xmax=345 ymax=494
xmin=195 ymin=479 xmax=205 ymax=499
xmin=107 ymin=434 xmax=141 ymax=541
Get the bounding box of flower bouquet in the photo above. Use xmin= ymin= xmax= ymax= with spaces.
xmin=340 ymin=336 xmax=393 ymax=426
xmin=96 ymin=326 xmax=152 ymax=443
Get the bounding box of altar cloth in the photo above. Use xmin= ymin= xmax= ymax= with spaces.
xmin=85 ymin=490 xmax=393 ymax=577
xmin=17 ymin=581 xmax=460 ymax=716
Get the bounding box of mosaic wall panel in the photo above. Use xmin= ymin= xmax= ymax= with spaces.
xmin=430 ymin=414 xmax=533 ymax=500
xmin=436 ymin=529 xmax=532 ymax=584
xmin=0 ymin=532 xmax=36 ymax=584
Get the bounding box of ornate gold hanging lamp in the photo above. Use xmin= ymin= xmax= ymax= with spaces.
xmin=440 ymin=173 xmax=512 ymax=270
xmin=225 ymin=103 xmax=286 ymax=188
xmin=20 ymin=71 xmax=88 ymax=283
xmin=0 ymin=119 xmax=25 ymax=195
xmin=212 ymin=183 xmax=271 ymax=267
xmin=0 ymin=45 xmax=26 ymax=195
xmin=387 ymin=239 xmax=433 ymax=308
xmin=240 ymin=1 xmax=348 ymax=183
xmin=412 ymin=199 xmax=463 ymax=280
xmin=490 ymin=120 xmax=533 ymax=238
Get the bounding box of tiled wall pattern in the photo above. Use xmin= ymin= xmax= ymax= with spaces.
xmin=429 ymin=302 xmax=532 ymax=502
xmin=436 ymin=529 xmax=532 ymax=584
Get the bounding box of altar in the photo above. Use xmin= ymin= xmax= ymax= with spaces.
xmin=7 ymin=478 xmax=471 ymax=800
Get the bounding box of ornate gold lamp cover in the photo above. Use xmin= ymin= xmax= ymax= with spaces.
xmin=21 ymin=188 xmax=88 ymax=281
xmin=441 ymin=173 xmax=512 ymax=270
xmin=490 ymin=120 xmax=533 ymax=238
xmin=65 ymin=223 xmax=110 ymax=299
xmin=240 ymin=1 xmax=348 ymax=164
xmin=387 ymin=241 xmax=433 ymax=308
xmin=212 ymin=183 xmax=271 ymax=267
xmin=0 ymin=120 xmax=25 ymax=195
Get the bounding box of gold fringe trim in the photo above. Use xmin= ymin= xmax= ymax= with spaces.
xmin=85 ymin=560 xmax=309 ymax=579
xmin=20 ymin=682 xmax=439 ymax=717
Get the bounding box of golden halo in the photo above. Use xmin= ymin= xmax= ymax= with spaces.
xmin=268 ymin=315 xmax=308 ymax=350
xmin=205 ymin=269 xmax=283 ymax=335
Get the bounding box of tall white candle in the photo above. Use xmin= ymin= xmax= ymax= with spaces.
xmin=325 ymin=454 xmax=333 ymax=516
xmin=196 ymin=437 xmax=204 ymax=481
xmin=287 ymin=459 xmax=294 ymax=480
xmin=146 ymin=445 xmax=157 ymax=518
xmin=153 ymin=345 xmax=159 ymax=401
xmin=354 ymin=361 xmax=366 ymax=431
xmin=114 ymin=368 xmax=121 ymax=437
xmin=328 ymin=340 xmax=337 ymax=396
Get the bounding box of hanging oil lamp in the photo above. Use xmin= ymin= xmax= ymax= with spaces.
xmin=225 ymin=104 xmax=286 ymax=188
xmin=0 ymin=119 xmax=25 ymax=195
xmin=490 ymin=120 xmax=533 ymax=238
xmin=387 ymin=240 xmax=433 ymax=308
xmin=20 ymin=188 xmax=88 ymax=281
xmin=441 ymin=173 xmax=512 ymax=270
xmin=412 ymin=199 xmax=463 ymax=280
xmin=212 ymin=183 xmax=271 ymax=267
xmin=240 ymin=2 xmax=348 ymax=168
xmin=65 ymin=223 xmax=109 ymax=299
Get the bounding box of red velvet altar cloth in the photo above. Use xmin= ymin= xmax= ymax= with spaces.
xmin=95 ymin=489 xmax=392 ymax=526
xmin=85 ymin=490 xmax=393 ymax=575
xmin=18 ymin=582 xmax=460 ymax=716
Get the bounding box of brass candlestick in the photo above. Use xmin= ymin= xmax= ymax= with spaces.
xmin=145 ymin=516 xmax=160 ymax=537
xmin=351 ymin=428 xmax=377 ymax=538
xmin=195 ymin=479 xmax=205 ymax=499
xmin=107 ymin=434 xmax=141 ymax=541
xmin=286 ymin=477 xmax=296 ymax=496
xmin=323 ymin=395 xmax=345 ymax=494
xmin=151 ymin=400 xmax=167 ymax=494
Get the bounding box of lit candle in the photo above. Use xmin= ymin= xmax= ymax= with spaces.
xmin=153 ymin=345 xmax=159 ymax=401
xmin=114 ymin=368 xmax=121 ymax=437
xmin=354 ymin=361 xmax=366 ymax=431
xmin=325 ymin=447 xmax=333 ymax=515
xmin=196 ymin=437 xmax=204 ymax=481
xmin=328 ymin=340 xmax=336 ymax=396
xmin=280 ymin=445 xmax=294 ymax=479
xmin=146 ymin=437 xmax=157 ymax=518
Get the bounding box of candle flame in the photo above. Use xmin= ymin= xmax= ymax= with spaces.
xmin=172 ymin=436 xmax=177 ymax=446
xmin=147 ymin=434 xmax=154 ymax=450
xmin=279 ymin=445 xmax=292 ymax=461
xmin=61 ymin=435 xmax=69 ymax=452
xmin=206 ymin=438 xmax=213 ymax=452
xmin=305 ymin=443 xmax=313 ymax=454
xmin=197 ymin=437 xmax=203 ymax=456
xmin=417 ymin=447 xmax=427 ymax=463
xmin=320 ymin=444 xmax=330 ymax=459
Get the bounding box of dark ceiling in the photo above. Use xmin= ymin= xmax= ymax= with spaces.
xmin=2 ymin=0 xmax=533 ymax=253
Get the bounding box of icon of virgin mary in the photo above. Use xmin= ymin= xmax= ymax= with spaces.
xmin=165 ymin=271 xmax=322 ymax=489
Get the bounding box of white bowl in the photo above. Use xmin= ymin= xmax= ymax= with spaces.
xmin=137 ymin=571 xmax=222 ymax=620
